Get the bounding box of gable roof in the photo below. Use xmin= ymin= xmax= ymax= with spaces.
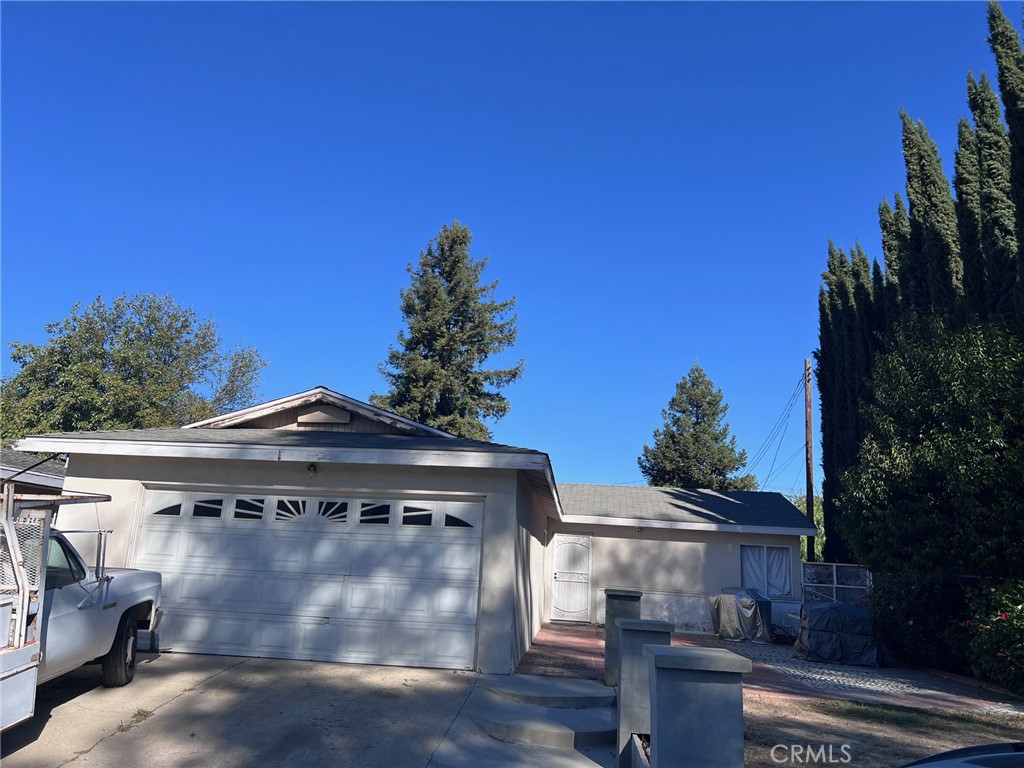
xmin=184 ymin=386 xmax=455 ymax=438
xmin=558 ymin=483 xmax=816 ymax=536
xmin=1 ymin=447 xmax=66 ymax=490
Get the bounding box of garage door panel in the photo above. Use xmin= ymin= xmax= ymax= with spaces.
xmin=430 ymin=627 xmax=476 ymax=667
xmin=256 ymin=620 xmax=295 ymax=654
xmin=138 ymin=527 xmax=181 ymax=560
xmin=309 ymin=537 xmax=349 ymax=568
xmin=435 ymin=586 xmax=478 ymax=619
xmin=342 ymin=622 xmax=385 ymax=660
xmin=300 ymin=620 xmax=341 ymax=656
xmin=139 ymin=491 xmax=482 ymax=670
xmin=441 ymin=542 xmax=481 ymax=577
xmin=213 ymin=616 xmax=256 ymax=651
xmin=304 ymin=579 xmax=344 ymax=613
xmin=259 ymin=575 xmax=306 ymax=612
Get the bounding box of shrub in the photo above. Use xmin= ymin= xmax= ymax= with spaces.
xmin=967 ymin=580 xmax=1024 ymax=695
xmin=868 ymin=572 xmax=971 ymax=671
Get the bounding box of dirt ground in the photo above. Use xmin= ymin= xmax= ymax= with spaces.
xmin=743 ymin=696 xmax=1024 ymax=767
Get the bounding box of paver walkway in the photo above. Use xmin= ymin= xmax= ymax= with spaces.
xmin=515 ymin=622 xmax=1024 ymax=715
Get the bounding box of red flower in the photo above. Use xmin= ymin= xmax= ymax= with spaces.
xmin=998 ymin=612 xmax=1009 ymax=620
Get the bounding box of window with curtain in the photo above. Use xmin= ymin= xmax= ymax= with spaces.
xmin=740 ymin=545 xmax=792 ymax=597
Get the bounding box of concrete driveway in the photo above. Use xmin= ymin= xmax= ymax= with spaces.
xmin=2 ymin=651 xmax=477 ymax=768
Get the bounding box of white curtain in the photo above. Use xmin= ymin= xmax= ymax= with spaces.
xmin=766 ymin=546 xmax=792 ymax=597
xmin=740 ymin=545 xmax=766 ymax=593
xmin=740 ymin=545 xmax=792 ymax=597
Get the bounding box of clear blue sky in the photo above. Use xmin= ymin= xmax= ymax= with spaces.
xmin=2 ymin=2 xmax=1018 ymax=493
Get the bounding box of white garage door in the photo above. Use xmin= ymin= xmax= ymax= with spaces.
xmin=135 ymin=490 xmax=482 ymax=670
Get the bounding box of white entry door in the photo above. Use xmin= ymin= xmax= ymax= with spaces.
xmin=551 ymin=533 xmax=592 ymax=622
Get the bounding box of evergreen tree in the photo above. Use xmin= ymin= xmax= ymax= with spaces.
xmin=0 ymin=293 xmax=265 ymax=439
xmin=371 ymin=221 xmax=523 ymax=441
xmin=954 ymin=116 xmax=987 ymax=320
xmin=987 ymin=1 xmax=1024 ymax=331
xmin=969 ymin=73 xmax=1018 ymax=323
xmin=901 ymin=112 xmax=964 ymax=318
xmin=878 ymin=194 xmax=908 ymax=321
xmin=637 ymin=363 xmax=757 ymax=490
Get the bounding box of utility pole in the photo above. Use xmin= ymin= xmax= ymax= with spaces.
xmin=804 ymin=358 xmax=816 ymax=561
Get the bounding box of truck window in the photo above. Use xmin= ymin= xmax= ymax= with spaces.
xmin=46 ymin=538 xmax=85 ymax=589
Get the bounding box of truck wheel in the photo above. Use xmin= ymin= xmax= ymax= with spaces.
xmin=102 ymin=612 xmax=138 ymax=687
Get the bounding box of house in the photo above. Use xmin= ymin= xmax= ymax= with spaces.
xmin=13 ymin=386 xmax=814 ymax=674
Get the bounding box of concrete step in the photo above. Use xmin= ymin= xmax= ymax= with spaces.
xmin=477 ymin=673 xmax=616 ymax=709
xmin=428 ymin=715 xmax=615 ymax=768
xmin=466 ymin=696 xmax=617 ymax=749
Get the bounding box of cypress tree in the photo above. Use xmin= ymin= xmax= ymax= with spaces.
xmin=372 ymin=221 xmax=524 ymax=440
xmin=987 ymin=1 xmax=1024 ymax=330
xmin=954 ymin=116 xmax=987 ymax=320
xmin=902 ymin=112 xmax=965 ymax=318
xmin=879 ymin=195 xmax=908 ymax=322
xmin=968 ymin=73 xmax=1018 ymax=322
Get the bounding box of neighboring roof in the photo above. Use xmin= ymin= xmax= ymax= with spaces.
xmin=184 ymin=386 xmax=455 ymax=438
xmin=1 ymin=447 xmax=66 ymax=489
xmin=558 ymin=483 xmax=816 ymax=536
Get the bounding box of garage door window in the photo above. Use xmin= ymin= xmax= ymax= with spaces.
xmin=275 ymin=498 xmax=307 ymax=522
xmin=233 ymin=498 xmax=265 ymax=521
xmin=740 ymin=545 xmax=792 ymax=598
xmin=401 ymin=504 xmax=434 ymax=526
xmin=193 ymin=498 xmax=224 ymax=519
xmin=359 ymin=502 xmax=391 ymax=525
xmin=317 ymin=500 xmax=348 ymax=524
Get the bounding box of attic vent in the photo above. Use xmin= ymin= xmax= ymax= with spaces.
xmin=296 ymin=405 xmax=352 ymax=428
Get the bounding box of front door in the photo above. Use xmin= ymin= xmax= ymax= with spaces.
xmin=551 ymin=533 xmax=592 ymax=622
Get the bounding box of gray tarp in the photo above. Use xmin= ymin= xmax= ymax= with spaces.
xmin=708 ymin=588 xmax=772 ymax=644
xmin=793 ymin=602 xmax=879 ymax=666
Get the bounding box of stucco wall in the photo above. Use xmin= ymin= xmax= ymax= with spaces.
xmin=512 ymin=475 xmax=549 ymax=664
xmin=548 ymin=520 xmax=803 ymax=633
xmin=57 ymin=454 xmax=523 ymax=673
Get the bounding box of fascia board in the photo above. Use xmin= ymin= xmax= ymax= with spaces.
xmin=561 ymin=513 xmax=815 ymax=537
xmin=14 ymin=436 xmax=548 ymax=471
xmin=0 ymin=468 xmax=64 ymax=488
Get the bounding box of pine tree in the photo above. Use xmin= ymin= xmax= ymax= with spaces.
xmin=637 ymin=363 xmax=757 ymax=490
xmin=371 ymin=221 xmax=524 ymax=441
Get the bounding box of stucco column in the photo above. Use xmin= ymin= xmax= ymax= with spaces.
xmin=603 ymin=588 xmax=642 ymax=687
xmin=615 ymin=619 xmax=673 ymax=768
xmin=643 ymin=645 xmax=752 ymax=768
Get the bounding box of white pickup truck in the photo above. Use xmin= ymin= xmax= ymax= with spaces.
xmin=1 ymin=486 xmax=162 ymax=731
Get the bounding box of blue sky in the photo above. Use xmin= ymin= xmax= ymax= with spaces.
xmin=2 ymin=2 xmax=1019 ymax=493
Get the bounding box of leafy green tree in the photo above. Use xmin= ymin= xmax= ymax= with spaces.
xmin=838 ymin=319 xmax=1024 ymax=579
xmin=638 ymin=363 xmax=757 ymax=490
xmin=0 ymin=294 xmax=266 ymax=440
xmin=371 ymin=221 xmax=523 ymax=441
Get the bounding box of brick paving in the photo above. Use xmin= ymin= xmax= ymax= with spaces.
xmin=515 ymin=622 xmax=1024 ymax=714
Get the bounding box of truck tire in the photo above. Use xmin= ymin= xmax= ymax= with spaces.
xmin=102 ymin=612 xmax=138 ymax=687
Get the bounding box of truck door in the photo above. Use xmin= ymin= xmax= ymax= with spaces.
xmin=37 ymin=536 xmax=102 ymax=682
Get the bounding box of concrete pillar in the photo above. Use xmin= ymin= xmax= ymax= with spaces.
xmin=603 ymin=588 xmax=641 ymax=687
xmin=643 ymin=645 xmax=752 ymax=768
xmin=615 ymin=619 xmax=673 ymax=768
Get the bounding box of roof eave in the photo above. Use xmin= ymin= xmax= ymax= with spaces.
xmin=560 ymin=513 xmax=815 ymax=537
xmin=13 ymin=435 xmax=550 ymax=472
